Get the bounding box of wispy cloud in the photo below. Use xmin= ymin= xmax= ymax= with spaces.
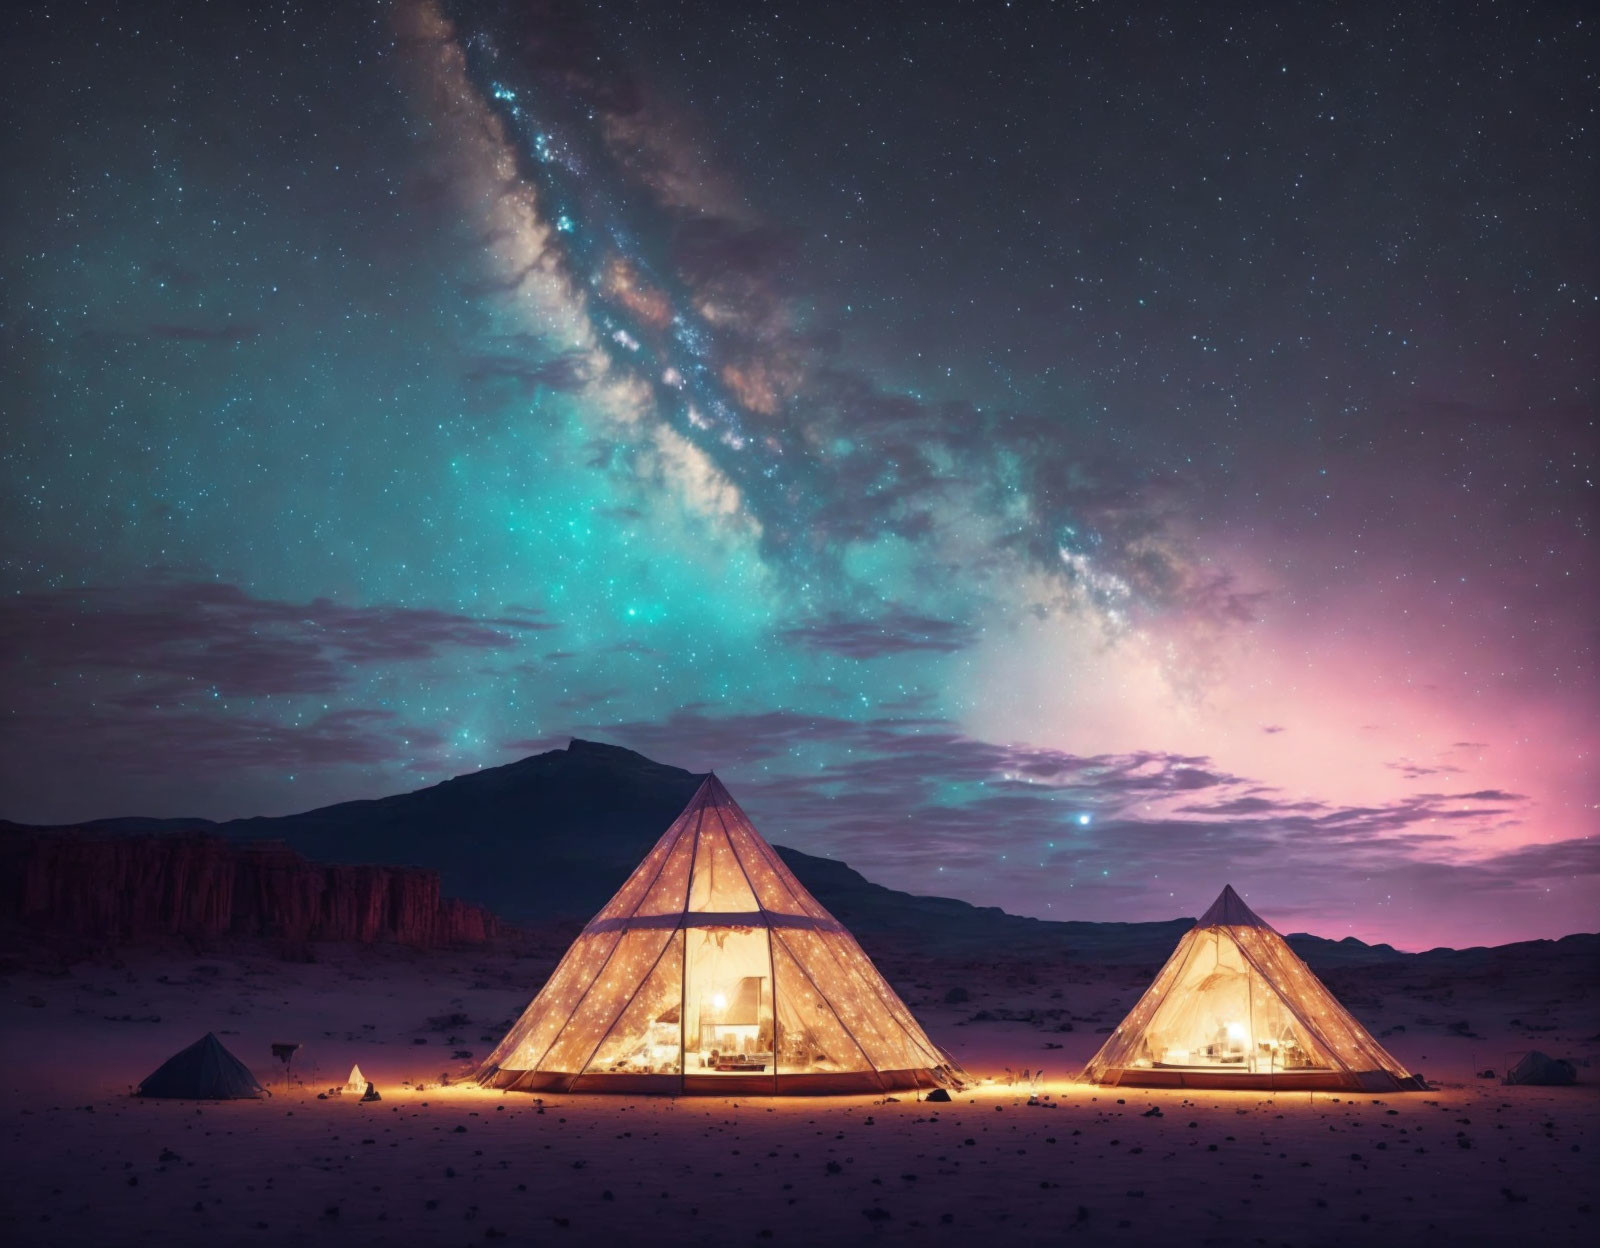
xmin=0 ymin=580 xmax=545 ymax=807
xmin=1386 ymin=758 xmax=1463 ymax=779
xmin=780 ymin=605 xmax=977 ymax=659
xmin=575 ymin=709 xmax=1565 ymax=945
xmin=0 ymin=579 xmax=549 ymax=697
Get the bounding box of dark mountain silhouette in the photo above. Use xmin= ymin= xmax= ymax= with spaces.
xmin=5 ymin=739 xmax=1594 ymax=970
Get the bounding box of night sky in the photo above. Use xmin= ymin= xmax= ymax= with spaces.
xmin=3 ymin=0 xmax=1594 ymax=948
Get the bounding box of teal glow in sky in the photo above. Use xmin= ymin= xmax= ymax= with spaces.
xmin=2 ymin=0 xmax=1594 ymax=948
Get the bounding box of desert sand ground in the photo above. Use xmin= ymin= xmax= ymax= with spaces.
xmin=1 ymin=938 xmax=1594 ymax=1247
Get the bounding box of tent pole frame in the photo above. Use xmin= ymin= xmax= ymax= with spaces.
xmin=734 ymin=817 xmax=936 ymax=1086
xmin=677 ymin=797 xmax=708 ymax=1095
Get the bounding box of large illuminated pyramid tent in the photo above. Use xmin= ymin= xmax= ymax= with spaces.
xmin=1081 ymin=886 xmax=1421 ymax=1092
xmin=479 ymin=775 xmax=965 ymax=1094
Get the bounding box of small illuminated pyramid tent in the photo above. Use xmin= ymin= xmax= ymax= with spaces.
xmin=1082 ymin=886 xmax=1421 ymax=1092
xmin=342 ymin=1064 xmax=369 ymax=1096
xmin=137 ymin=1032 xmax=264 ymax=1099
xmin=479 ymin=775 xmax=965 ymax=1094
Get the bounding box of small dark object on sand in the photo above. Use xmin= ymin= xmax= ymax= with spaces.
xmin=361 ymin=1083 xmax=381 ymax=1102
xmin=1476 ymin=1069 xmax=1496 ymax=1079
xmin=926 ymin=1088 xmax=952 ymax=1102
xmin=1504 ymin=1052 xmax=1577 ymax=1086
xmin=1141 ymin=1106 xmax=1163 ymax=1117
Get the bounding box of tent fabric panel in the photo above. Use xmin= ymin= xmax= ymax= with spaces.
xmin=792 ymin=923 xmax=952 ymax=1073
xmin=482 ymin=789 xmax=693 ymax=1080
xmin=823 ymin=931 xmax=955 ymax=1071
xmin=721 ymin=814 xmax=810 ymax=916
xmin=774 ymin=927 xmax=919 ymax=1073
xmin=1229 ymin=926 xmax=1414 ymax=1081
xmin=481 ymin=1068 xmax=575 ymax=1092
xmin=583 ymin=930 xmax=685 ymax=1078
xmin=630 ymin=803 xmax=700 ymax=917
xmin=685 ymin=816 xmax=760 ymax=914
xmin=481 ymin=928 xmax=628 ymax=1073
xmin=1082 ymin=929 xmax=1203 ymax=1083
xmin=721 ymin=808 xmax=840 ymax=926
xmin=771 ymin=931 xmax=874 ymax=1075
xmin=587 ymin=812 xmax=688 ymax=924
xmin=538 ymin=927 xmax=678 ymax=1073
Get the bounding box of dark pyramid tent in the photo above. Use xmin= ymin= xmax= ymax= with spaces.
xmin=479 ymin=775 xmax=965 ymax=1094
xmin=1504 ymin=1051 xmax=1577 ymax=1086
xmin=1082 ymin=885 xmax=1422 ymax=1092
xmin=137 ymin=1032 xmax=264 ymax=1099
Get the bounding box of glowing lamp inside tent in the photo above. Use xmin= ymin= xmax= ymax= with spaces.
xmin=696 ymin=970 xmax=770 ymax=1072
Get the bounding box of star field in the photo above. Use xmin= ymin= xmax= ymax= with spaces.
xmin=1 ymin=0 xmax=1594 ymax=947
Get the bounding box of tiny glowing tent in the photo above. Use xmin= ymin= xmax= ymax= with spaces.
xmin=342 ymin=1064 xmax=369 ymax=1096
xmin=479 ymin=775 xmax=965 ymax=1094
xmin=1081 ymin=886 xmax=1421 ymax=1092
xmin=137 ymin=1032 xmax=264 ymax=1099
